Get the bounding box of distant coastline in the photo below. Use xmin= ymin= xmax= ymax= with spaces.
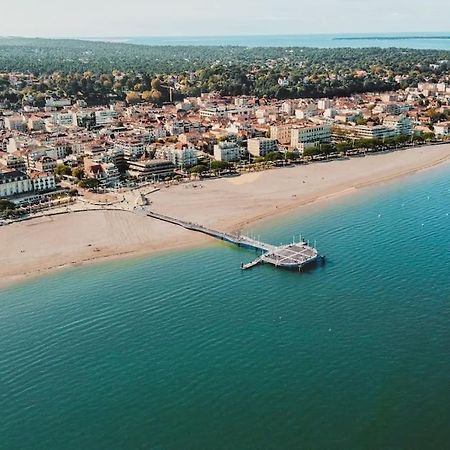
xmin=335 ymin=36 xmax=450 ymax=41
xmin=81 ymin=33 xmax=450 ymax=50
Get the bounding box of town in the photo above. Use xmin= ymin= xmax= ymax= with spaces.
xmin=1 ymin=76 xmax=450 ymax=221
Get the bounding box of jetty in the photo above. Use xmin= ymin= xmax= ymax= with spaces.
xmin=147 ymin=211 xmax=321 ymax=271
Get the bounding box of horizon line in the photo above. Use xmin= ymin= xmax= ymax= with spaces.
xmin=2 ymin=31 xmax=450 ymax=40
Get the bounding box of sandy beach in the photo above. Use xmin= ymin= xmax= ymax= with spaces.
xmin=2 ymin=144 xmax=450 ymax=289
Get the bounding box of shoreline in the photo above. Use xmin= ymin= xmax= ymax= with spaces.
xmin=2 ymin=144 xmax=450 ymax=290
xmin=229 ymin=148 xmax=450 ymax=233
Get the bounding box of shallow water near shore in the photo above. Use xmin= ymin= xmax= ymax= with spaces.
xmin=1 ymin=164 xmax=450 ymax=449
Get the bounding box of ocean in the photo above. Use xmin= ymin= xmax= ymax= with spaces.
xmin=1 ymin=164 xmax=450 ymax=449
xmin=93 ymin=33 xmax=450 ymax=50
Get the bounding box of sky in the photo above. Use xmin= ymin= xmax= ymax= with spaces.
xmin=2 ymin=0 xmax=450 ymax=38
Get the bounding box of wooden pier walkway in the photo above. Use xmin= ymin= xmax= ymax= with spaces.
xmin=146 ymin=211 xmax=275 ymax=252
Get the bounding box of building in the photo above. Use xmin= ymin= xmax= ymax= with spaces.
xmin=318 ymin=99 xmax=331 ymax=110
xmin=155 ymin=144 xmax=198 ymax=169
xmin=31 ymin=156 xmax=57 ymax=173
xmin=95 ymin=109 xmax=118 ymax=126
xmin=27 ymin=116 xmax=46 ymax=131
xmin=0 ymin=170 xmax=55 ymax=198
xmin=383 ymin=115 xmax=413 ymax=136
xmin=4 ymin=115 xmax=26 ymax=131
xmin=213 ymin=141 xmax=242 ymax=162
xmin=290 ymin=125 xmax=331 ymax=149
xmin=200 ymin=106 xmax=228 ymax=119
xmin=247 ymin=138 xmax=278 ymax=157
xmin=30 ymin=172 xmax=56 ymax=192
xmin=0 ymin=170 xmax=31 ymax=197
xmin=270 ymin=125 xmax=292 ymax=145
xmin=127 ymin=159 xmax=175 ymax=181
xmin=353 ymin=124 xmax=397 ymax=140
xmin=53 ymin=112 xmax=77 ymax=127
xmin=114 ymin=140 xmax=145 ymax=159
xmin=434 ymin=122 xmax=450 ymax=136
xmin=0 ymin=153 xmax=27 ymax=172
xmin=45 ymin=98 xmax=71 ymax=108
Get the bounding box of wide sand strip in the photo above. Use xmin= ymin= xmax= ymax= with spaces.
xmin=2 ymin=144 xmax=450 ymax=288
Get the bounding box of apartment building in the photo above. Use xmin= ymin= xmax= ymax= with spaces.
xmin=213 ymin=141 xmax=242 ymax=162
xmin=383 ymin=115 xmax=413 ymax=136
xmin=270 ymin=125 xmax=292 ymax=145
xmin=95 ymin=109 xmax=118 ymax=126
xmin=155 ymin=143 xmax=198 ymax=169
xmin=127 ymin=159 xmax=175 ymax=180
xmin=247 ymin=138 xmax=278 ymax=157
xmin=290 ymin=124 xmax=331 ymax=149
xmin=353 ymin=124 xmax=397 ymax=140
xmin=0 ymin=170 xmax=55 ymax=199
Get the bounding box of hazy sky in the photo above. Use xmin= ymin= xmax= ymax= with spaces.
xmin=3 ymin=0 xmax=450 ymax=37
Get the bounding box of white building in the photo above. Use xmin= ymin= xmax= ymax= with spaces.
xmin=213 ymin=141 xmax=242 ymax=162
xmin=148 ymin=127 xmax=167 ymax=140
xmin=0 ymin=170 xmax=31 ymax=197
xmin=95 ymin=109 xmax=118 ymax=126
xmin=318 ymin=99 xmax=331 ymax=110
xmin=0 ymin=170 xmax=56 ymax=198
xmin=114 ymin=141 xmax=145 ymax=159
xmin=383 ymin=115 xmax=413 ymax=136
xmin=53 ymin=112 xmax=77 ymax=127
xmin=200 ymin=106 xmax=228 ymax=119
xmin=290 ymin=125 xmax=331 ymax=149
xmin=30 ymin=172 xmax=56 ymax=192
xmin=247 ymin=138 xmax=278 ymax=157
xmin=434 ymin=122 xmax=450 ymax=136
xmin=353 ymin=125 xmax=397 ymax=140
xmin=45 ymin=98 xmax=71 ymax=108
xmin=155 ymin=144 xmax=198 ymax=169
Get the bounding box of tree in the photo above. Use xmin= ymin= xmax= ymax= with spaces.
xmin=336 ymin=142 xmax=353 ymax=153
xmin=210 ymin=160 xmax=231 ymax=171
xmin=285 ymin=151 xmax=297 ymax=160
xmin=55 ymin=164 xmax=72 ymax=176
xmin=303 ymin=147 xmax=323 ymax=157
xmin=72 ymin=167 xmax=84 ymax=180
xmin=150 ymin=89 xmax=162 ymax=103
xmin=264 ymin=151 xmax=284 ymax=161
xmin=125 ymin=91 xmax=141 ymax=104
xmin=78 ymin=178 xmax=100 ymax=189
xmin=141 ymin=90 xmax=153 ymax=102
xmin=189 ymin=164 xmax=208 ymax=174
xmin=0 ymin=199 xmax=15 ymax=211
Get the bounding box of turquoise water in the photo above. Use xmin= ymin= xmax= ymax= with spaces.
xmin=104 ymin=33 xmax=450 ymax=50
xmin=1 ymin=165 xmax=450 ymax=449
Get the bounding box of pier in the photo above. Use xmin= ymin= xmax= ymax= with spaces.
xmin=147 ymin=211 xmax=321 ymax=271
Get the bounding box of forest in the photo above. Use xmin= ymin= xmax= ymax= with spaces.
xmin=0 ymin=37 xmax=449 ymax=106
